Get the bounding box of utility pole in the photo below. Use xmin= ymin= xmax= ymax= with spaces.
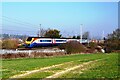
xmin=80 ymin=24 xmax=83 ymax=43
xmin=39 ymin=24 xmax=41 ymax=37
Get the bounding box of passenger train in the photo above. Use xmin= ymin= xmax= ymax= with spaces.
xmin=25 ymin=37 xmax=88 ymax=48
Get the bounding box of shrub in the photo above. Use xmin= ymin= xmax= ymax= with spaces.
xmin=105 ymin=28 xmax=120 ymax=53
xmin=105 ymin=39 xmax=120 ymax=53
xmin=58 ymin=43 xmax=66 ymax=50
xmin=0 ymin=40 xmax=2 ymax=49
xmin=58 ymin=41 xmax=86 ymax=54
xmin=2 ymin=39 xmax=18 ymax=49
xmin=88 ymin=42 xmax=98 ymax=49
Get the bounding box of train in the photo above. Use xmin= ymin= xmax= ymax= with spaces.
xmin=25 ymin=37 xmax=89 ymax=48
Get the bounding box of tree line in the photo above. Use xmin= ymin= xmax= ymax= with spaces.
xmin=38 ymin=28 xmax=90 ymax=39
xmin=0 ymin=34 xmax=28 ymax=40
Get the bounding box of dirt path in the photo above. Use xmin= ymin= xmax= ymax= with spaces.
xmin=44 ymin=59 xmax=100 ymax=78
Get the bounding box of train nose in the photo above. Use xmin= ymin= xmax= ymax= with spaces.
xmin=25 ymin=41 xmax=31 ymax=44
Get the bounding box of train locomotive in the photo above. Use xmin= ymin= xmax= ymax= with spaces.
xmin=25 ymin=37 xmax=81 ymax=48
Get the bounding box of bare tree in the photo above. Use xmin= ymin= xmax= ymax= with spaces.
xmin=82 ymin=31 xmax=90 ymax=39
xmin=37 ymin=26 xmax=46 ymax=37
xmin=39 ymin=28 xmax=47 ymax=37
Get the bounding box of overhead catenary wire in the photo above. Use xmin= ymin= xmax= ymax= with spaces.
xmin=2 ymin=24 xmax=38 ymax=34
xmin=1 ymin=29 xmax=36 ymax=36
xmin=1 ymin=18 xmax=38 ymax=30
xmin=1 ymin=16 xmax=40 ymax=36
xmin=1 ymin=16 xmax=40 ymax=32
xmin=1 ymin=29 xmax=36 ymax=33
xmin=2 ymin=16 xmax=39 ymax=28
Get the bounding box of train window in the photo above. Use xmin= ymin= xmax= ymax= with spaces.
xmin=26 ymin=37 xmax=32 ymax=41
xmin=56 ymin=40 xmax=66 ymax=42
xmin=40 ymin=40 xmax=52 ymax=42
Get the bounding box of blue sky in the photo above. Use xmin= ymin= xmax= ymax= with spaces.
xmin=2 ymin=2 xmax=118 ymax=38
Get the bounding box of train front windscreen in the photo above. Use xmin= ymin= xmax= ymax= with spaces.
xmin=26 ymin=37 xmax=32 ymax=41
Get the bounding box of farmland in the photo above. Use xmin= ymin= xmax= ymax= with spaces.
xmin=1 ymin=53 xmax=119 ymax=79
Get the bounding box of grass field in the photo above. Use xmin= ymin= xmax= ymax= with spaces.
xmin=59 ymin=53 xmax=119 ymax=79
xmin=1 ymin=53 xmax=119 ymax=79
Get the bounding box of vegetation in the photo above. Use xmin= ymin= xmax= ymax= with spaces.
xmin=44 ymin=29 xmax=61 ymax=38
xmin=82 ymin=31 xmax=90 ymax=39
xmin=65 ymin=41 xmax=86 ymax=54
xmin=72 ymin=31 xmax=90 ymax=39
xmin=2 ymin=53 xmax=118 ymax=79
xmin=0 ymin=34 xmax=28 ymax=40
xmin=1 ymin=51 xmax=65 ymax=59
xmin=37 ymin=26 xmax=46 ymax=37
xmin=1 ymin=28 xmax=120 ymax=79
xmin=88 ymin=42 xmax=98 ymax=49
xmin=105 ymin=28 xmax=120 ymax=52
xmin=0 ymin=40 xmax=2 ymax=49
xmin=59 ymin=53 xmax=119 ymax=79
xmin=2 ymin=39 xmax=18 ymax=49
xmin=58 ymin=41 xmax=86 ymax=54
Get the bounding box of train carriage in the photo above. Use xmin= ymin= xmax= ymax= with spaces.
xmin=25 ymin=37 xmax=88 ymax=48
xmin=25 ymin=37 xmax=67 ymax=48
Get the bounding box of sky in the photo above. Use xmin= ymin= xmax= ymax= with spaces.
xmin=1 ymin=2 xmax=118 ymax=38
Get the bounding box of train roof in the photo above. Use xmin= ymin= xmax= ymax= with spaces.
xmin=27 ymin=37 xmax=80 ymax=39
xmin=27 ymin=37 xmax=88 ymax=40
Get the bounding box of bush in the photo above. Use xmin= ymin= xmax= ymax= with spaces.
xmin=58 ymin=43 xmax=66 ymax=50
xmin=2 ymin=39 xmax=18 ymax=49
xmin=88 ymin=42 xmax=98 ymax=49
xmin=0 ymin=40 xmax=2 ymax=49
xmin=105 ymin=28 xmax=120 ymax=53
xmin=58 ymin=41 xmax=86 ymax=54
xmin=105 ymin=39 xmax=120 ymax=53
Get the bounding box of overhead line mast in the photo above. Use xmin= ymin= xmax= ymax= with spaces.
xmin=80 ymin=24 xmax=83 ymax=43
xmin=39 ymin=24 xmax=41 ymax=37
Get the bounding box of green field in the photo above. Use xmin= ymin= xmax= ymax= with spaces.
xmin=59 ymin=53 xmax=119 ymax=78
xmin=1 ymin=53 xmax=119 ymax=79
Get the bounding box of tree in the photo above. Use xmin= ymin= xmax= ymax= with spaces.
xmin=74 ymin=31 xmax=90 ymax=39
xmin=82 ymin=31 xmax=90 ymax=39
xmin=37 ymin=27 xmax=46 ymax=37
xmin=44 ymin=29 xmax=62 ymax=38
xmin=77 ymin=35 xmax=80 ymax=39
xmin=105 ymin=28 xmax=120 ymax=53
xmin=72 ymin=36 xmax=76 ymax=39
xmin=107 ymin=28 xmax=120 ymax=39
